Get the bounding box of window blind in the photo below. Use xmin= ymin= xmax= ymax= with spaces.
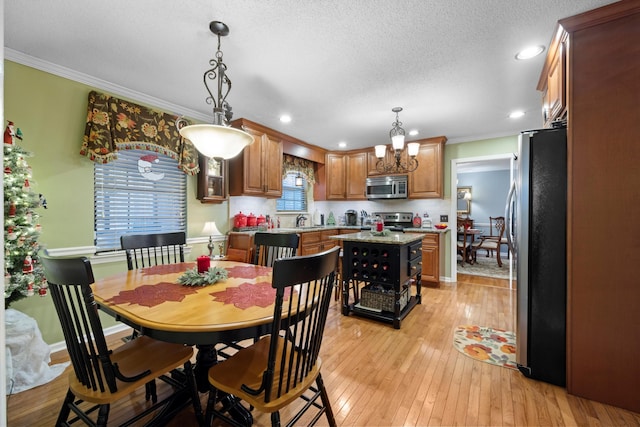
xmin=94 ymin=149 xmax=186 ymax=252
xmin=276 ymin=173 xmax=307 ymax=212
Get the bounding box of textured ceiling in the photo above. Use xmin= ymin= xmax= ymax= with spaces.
xmin=4 ymin=0 xmax=617 ymax=151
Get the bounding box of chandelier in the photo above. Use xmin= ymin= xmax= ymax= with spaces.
xmin=177 ymin=21 xmax=253 ymax=159
xmin=374 ymin=107 xmax=420 ymax=173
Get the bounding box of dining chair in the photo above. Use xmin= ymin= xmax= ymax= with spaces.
xmin=481 ymin=216 xmax=509 ymax=259
xmin=252 ymin=232 xmax=300 ymax=267
xmin=472 ymin=216 xmax=507 ymax=267
xmin=120 ymin=231 xmax=186 ymax=270
xmin=205 ymin=246 xmax=340 ymax=427
xmin=40 ymin=253 xmax=203 ymax=427
xmin=456 ymin=217 xmax=474 ymax=266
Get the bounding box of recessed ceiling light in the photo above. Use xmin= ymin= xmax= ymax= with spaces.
xmin=279 ymin=114 xmax=292 ymax=123
xmin=515 ymin=45 xmax=545 ymax=60
xmin=338 ymin=141 xmax=347 ymax=148
xmin=509 ymin=111 xmax=525 ymax=119
xmin=408 ymin=129 xmax=419 ymax=136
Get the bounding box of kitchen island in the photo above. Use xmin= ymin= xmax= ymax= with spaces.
xmin=329 ymin=231 xmax=424 ymax=329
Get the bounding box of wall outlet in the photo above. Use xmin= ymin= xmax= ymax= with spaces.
xmin=440 ymin=215 xmax=448 ymax=222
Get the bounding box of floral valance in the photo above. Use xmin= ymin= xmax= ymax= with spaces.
xmin=282 ymin=154 xmax=316 ymax=184
xmin=79 ymin=90 xmax=199 ymax=175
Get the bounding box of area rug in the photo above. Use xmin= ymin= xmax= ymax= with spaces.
xmin=457 ymin=253 xmax=511 ymax=279
xmin=453 ymin=325 xmax=517 ymax=370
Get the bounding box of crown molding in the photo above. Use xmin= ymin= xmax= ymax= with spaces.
xmin=4 ymin=48 xmax=211 ymax=122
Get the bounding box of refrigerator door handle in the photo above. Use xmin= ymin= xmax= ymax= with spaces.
xmin=505 ymin=180 xmax=516 ymax=254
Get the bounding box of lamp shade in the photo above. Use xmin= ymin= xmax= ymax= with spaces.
xmin=374 ymin=145 xmax=387 ymax=159
xmin=201 ymin=221 xmax=222 ymax=236
xmin=407 ymin=142 xmax=420 ymax=156
xmin=391 ymin=134 xmax=405 ymax=150
xmin=180 ymin=124 xmax=254 ymax=159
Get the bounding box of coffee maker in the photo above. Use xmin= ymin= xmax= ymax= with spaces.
xmin=345 ymin=210 xmax=358 ymax=226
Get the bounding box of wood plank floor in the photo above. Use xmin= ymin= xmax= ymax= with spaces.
xmin=7 ymin=274 xmax=640 ymax=426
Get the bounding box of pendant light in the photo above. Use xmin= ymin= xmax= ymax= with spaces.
xmin=178 ymin=21 xmax=253 ymax=159
xmin=374 ymin=107 xmax=420 ymax=173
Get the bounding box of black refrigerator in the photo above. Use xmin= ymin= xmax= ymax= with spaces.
xmin=505 ymin=127 xmax=566 ymax=387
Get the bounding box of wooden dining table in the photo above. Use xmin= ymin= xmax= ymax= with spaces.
xmin=91 ymin=260 xmax=280 ymax=393
xmin=457 ymin=228 xmax=483 ymax=265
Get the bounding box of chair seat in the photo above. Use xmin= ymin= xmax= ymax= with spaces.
xmin=474 ymin=239 xmax=499 ymax=250
xmin=70 ymin=335 xmax=193 ymax=404
xmin=209 ymin=335 xmax=321 ymax=413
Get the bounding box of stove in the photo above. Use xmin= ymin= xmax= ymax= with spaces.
xmin=372 ymin=212 xmax=414 ymax=231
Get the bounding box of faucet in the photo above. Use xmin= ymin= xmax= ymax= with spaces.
xmin=296 ymin=214 xmax=307 ymax=227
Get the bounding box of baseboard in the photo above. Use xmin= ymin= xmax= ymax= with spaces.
xmin=49 ymin=323 xmax=131 ymax=354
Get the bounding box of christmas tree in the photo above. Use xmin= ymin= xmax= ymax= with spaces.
xmin=4 ymin=121 xmax=48 ymax=308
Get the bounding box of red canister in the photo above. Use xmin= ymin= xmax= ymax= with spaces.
xmin=257 ymin=214 xmax=266 ymax=225
xmin=247 ymin=212 xmax=257 ymax=227
xmin=234 ymin=211 xmax=247 ymax=228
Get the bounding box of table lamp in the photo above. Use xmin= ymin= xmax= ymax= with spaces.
xmin=201 ymin=221 xmax=223 ymax=257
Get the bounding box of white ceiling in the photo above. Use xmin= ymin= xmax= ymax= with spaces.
xmin=4 ymin=0 xmax=616 ymax=151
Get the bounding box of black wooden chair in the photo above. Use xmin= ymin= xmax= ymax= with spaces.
xmin=120 ymin=231 xmax=186 ymax=270
xmin=217 ymin=232 xmax=301 ymax=361
xmin=253 ymin=232 xmax=300 ymax=267
xmin=205 ymin=246 xmax=339 ymax=427
xmin=40 ymin=253 xmax=203 ymax=427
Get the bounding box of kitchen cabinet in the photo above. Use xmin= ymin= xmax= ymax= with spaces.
xmin=299 ymin=229 xmax=340 ymax=255
xmin=228 ymin=119 xmax=283 ymax=198
xmin=420 ymin=233 xmax=440 ymax=286
xmin=543 ymin=1 xmax=640 ymax=413
xmin=325 ymin=153 xmax=345 ymax=199
xmin=538 ymin=27 xmax=568 ymax=127
xmin=346 ymin=152 xmax=367 ymax=199
xmin=196 ymin=155 xmax=226 ymax=203
xmin=325 ymin=152 xmax=367 ymax=200
xmin=408 ymin=137 xmax=446 ymax=199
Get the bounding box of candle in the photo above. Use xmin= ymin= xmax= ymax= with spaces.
xmin=197 ymin=255 xmax=210 ymax=274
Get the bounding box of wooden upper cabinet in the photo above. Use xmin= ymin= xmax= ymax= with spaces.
xmin=228 ymin=120 xmax=283 ymax=198
xmin=408 ymin=137 xmax=446 ymax=199
xmin=346 ymin=152 xmax=367 ymax=199
xmin=538 ymin=26 xmax=568 ymax=128
xmin=325 ymin=153 xmax=346 ymax=199
xmin=196 ymin=155 xmax=226 ymax=203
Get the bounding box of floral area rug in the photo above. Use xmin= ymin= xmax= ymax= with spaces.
xmin=453 ymin=325 xmax=517 ymax=370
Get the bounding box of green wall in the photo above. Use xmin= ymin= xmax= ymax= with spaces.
xmin=4 ymin=60 xmax=228 ymax=343
xmin=4 ymin=60 xmax=519 ymax=344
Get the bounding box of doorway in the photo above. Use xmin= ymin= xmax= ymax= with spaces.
xmin=450 ymin=154 xmax=515 ymax=285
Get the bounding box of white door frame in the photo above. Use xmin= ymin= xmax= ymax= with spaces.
xmin=450 ymin=153 xmax=516 ymax=281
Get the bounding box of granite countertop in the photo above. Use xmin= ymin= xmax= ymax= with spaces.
xmin=232 ymin=226 xmax=449 ymax=235
xmin=328 ymin=231 xmax=425 ymax=245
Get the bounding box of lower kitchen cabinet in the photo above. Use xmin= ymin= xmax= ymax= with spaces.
xmin=421 ymin=233 xmax=440 ymax=286
xmin=299 ymin=229 xmax=340 ymax=255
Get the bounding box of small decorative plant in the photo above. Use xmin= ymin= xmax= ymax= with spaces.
xmin=177 ymin=266 xmax=228 ymax=287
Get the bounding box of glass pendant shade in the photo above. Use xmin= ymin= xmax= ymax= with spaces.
xmin=374 ymin=145 xmax=387 ymax=159
xmin=391 ymin=134 xmax=405 ymax=150
xmin=179 ymin=124 xmax=253 ymax=159
xmin=407 ymin=142 xmax=420 ymax=156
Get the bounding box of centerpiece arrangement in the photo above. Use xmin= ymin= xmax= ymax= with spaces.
xmin=177 ymin=256 xmax=228 ymax=286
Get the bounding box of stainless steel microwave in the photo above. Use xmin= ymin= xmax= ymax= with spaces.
xmin=366 ymin=175 xmax=408 ymax=199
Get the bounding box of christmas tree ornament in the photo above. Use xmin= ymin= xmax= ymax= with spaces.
xmin=16 ymin=128 xmax=23 ymax=140
xmin=23 ymin=179 xmax=31 ymax=192
xmin=4 ymin=121 xmax=15 ymax=145
xmin=23 ymin=256 xmax=34 ymax=273
xmin=9 ymin=202 xmax=16 ymax=217
xmin=17 ymin=236 xmax=26 ymax=247
xmin=4 ymin=166 xmax=11 ymax=174
xmin=7 ymin=226 xmax=17 ymax=240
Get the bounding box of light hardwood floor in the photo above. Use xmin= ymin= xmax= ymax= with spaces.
xmin=7 ymin=274 xmax=640 ymax=426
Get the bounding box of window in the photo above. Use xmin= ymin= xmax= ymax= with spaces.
xmin=94 ymin=149 xmax=186 ymax=252
xmin=276 ymin=172 xmax=307 ymax=212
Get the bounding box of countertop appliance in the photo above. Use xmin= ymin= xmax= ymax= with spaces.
xmin=366 ymin=175 xmax=408 ymax=199
xmin=506 ymin=127 xmax=567 ymax=387
xmin=371 ymin=212 xmax=414 ymax=231
xmin=345 ymin=209 xmax=358 ymax=226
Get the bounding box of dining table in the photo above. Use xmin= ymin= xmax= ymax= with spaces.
xmin=457 ymin=228 xmax=483 ymax=265
xmin=91 ymin=260 xmax=280 ymax=393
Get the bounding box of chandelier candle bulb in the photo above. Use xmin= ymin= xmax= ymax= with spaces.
xmin=197 ymin=256 xmax=210 ymax=274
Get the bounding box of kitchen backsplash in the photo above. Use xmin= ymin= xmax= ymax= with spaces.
xmin=229 ymin=195 xmax=452 ymax=229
